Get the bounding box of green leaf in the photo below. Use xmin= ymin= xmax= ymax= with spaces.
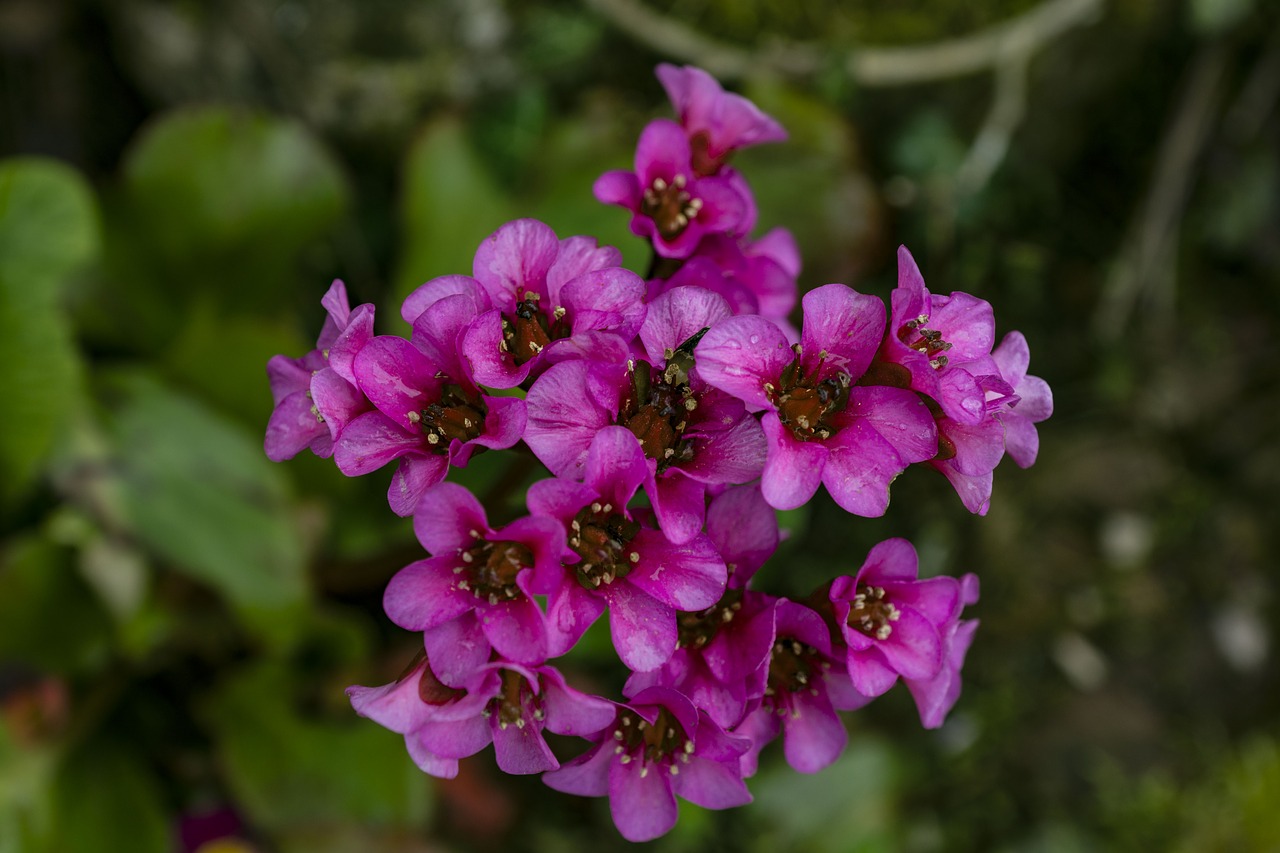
xmin=101 ymin=371 xmax=309 ymax=647
xmin=0 ymin=158 xmax=98 ymax=508
xmin=205 ymin=661 xmax=431 ymax=832
xmin=394 ymin=116 xmax=514 ymax=310
xmin=89 ymin=108 xmax=347 ymax=348
xmin=45 ymin=741 xmax=168 ymax=853
xmin=0 ymin=536 xmax=111 ymax=673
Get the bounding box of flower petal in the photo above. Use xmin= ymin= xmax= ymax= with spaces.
xmin=760 ymin=413 xmax=828 ymax=510
xmin=604 ymin=582 xmax=677 ymax=672
xmin=609 ymin=753 xmax=679 ymax=842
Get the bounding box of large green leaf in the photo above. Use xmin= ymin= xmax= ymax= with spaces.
xmin=393 ymin=116 xmax=513 ymax=310
xmin=0 ymin=159 xmax=98 ymax=508
xmin=204 ymin=661 xmax=431 ymax=832
xmin=101 ymin=371 xmax=309 ymax=647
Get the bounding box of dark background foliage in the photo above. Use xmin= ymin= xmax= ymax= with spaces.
xmin=2 ymin=0 xmax=1278 ymax=850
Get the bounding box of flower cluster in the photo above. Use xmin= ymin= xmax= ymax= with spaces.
xmin=266 ymin=63 xmax=1051 ymax=842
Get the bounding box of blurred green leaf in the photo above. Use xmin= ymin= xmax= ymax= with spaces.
xmin=101 ymin=371 xmax=309 ymax=647
xmin=0 ymin=159 xmax=98 ymax=508
xmin=394 ymin=116 xmax=514 ymax=310
xmin=205 ymin=661 xmax=431 ymax=832
xmin=0 ymin=536 xmax=111 ymax=673
xmin=0 ymin=721 xmax=57 ymax=853
xmin=751 ymin=737 xmax=899 ymax=853
xmin=89 ymin=108 xmax=346 ymax=349
xmin=44 ymin=741 xmax=168 ymax=853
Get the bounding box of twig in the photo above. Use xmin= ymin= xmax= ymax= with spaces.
xmin=583 ymin=0 xmax=1103 ymax=87
xmin=956 ymin=52 xmax=1030 ymax=196
xmin=1094 ymin=43 xmax=1230 ymax=343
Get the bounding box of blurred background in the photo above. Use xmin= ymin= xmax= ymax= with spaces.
xmin=2 ymin=0 xmax=1278 ymax=850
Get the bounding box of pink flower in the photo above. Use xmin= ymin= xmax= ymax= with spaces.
xmin=876 ymin=246 xmax=1000 ymax=426
xmin=265 ymin=280 xmax=374 ymax=461
xmin=595 ymin=119 xmax=753 ymax=258
xmin=735 ymin=600 xmax=870 ymax=775
xmin=382 ymin=482 xmax=563 ymax=677
xmin=991 ymin=330 xmax=1053 ymax=467
xmin=655 ymin=64 xmax=787 ymax=175
xmin=403 ymin=218 xmax=646 ymax=390
xmin=904 ymin=573 xmax=980 ymax=729
xmin=829 ymin=538 xmax=964 ymax=698
xmin=543 ymin=686 xmax=752 ymax=842
xmin=348 ymin=655 xmax=615 ymax=777
xmin=334 ymin=292 xmax=526 ymax=516
xmin=527 ymin=427 xmax=727 ymax=672
xmin=696 ymin=283 xmax=937 ymax=515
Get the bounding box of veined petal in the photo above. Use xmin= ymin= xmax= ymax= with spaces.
xmin=639 ymin=286 xmax=733 ymax=367
xmin=695 ymin=315 xmax=792 ymax=410
xmin=472 ymin=218 xmax=559 ymax=306
xmin=799 ymin=283 xmax=885 ymax=381
xmin=539 ymin=667 xmax=617 ymax=737
xmin=422 ymin=614 xmax=492 ymax=687
xmin=781 ymin=687 xmax=847 ymax=774
xmin=760 ymin=414 xmax=828 ymax=510
xmin=609 ymin=754 xmax=679 ymax=843
xmin=674 ymin=755 xmax=752 ymax=809
xmin=387 ymin=454 xmax=449 ymax=517
xmin=353 ymin=336 xmax=440 ymax=428
xmin=627 ymin=529 xmax=726 ymax=611
xmin=383 ymin=557 xmax=473 ymax=631
xmin=478 ymin=595 xmax=548 ymax=665
xmin=562 ymin=268 xmax=648 ymax=340
xmin=412 ymin=481 xmax=488 ymax=554
xmin=543 ymin=740 xmax=612 ymax=797
xmin=401 ymin=274 xmax=487 ymax=324
xmin=491 ymin=716 xmax=558 ymax=775
xmin=334 ymin=411 xmax=421 ymax=476
xmin=604 ymin=582 xmax=677 ymax=673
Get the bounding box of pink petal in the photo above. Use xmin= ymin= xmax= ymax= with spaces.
xmin=604 ymin=582 xmax=677 ymax=672
xmin=543 ymin=741 xmax=613 ymax=797
xmin=334 ymin=410 xmax=422 ymax=476
xmin=592 ymin=170 xmax=640 ymax=208
xmin=609 ymin=754 xmax=679 ymax=842
xmin=760 ymin=414 xmax=828 ymax=510
xmin=562 ymin=268 xmax=648 ymax=340
xmin=265 ymin=390 xmax=327 ymax=462
xmin=472 ymin=218 xmax=559 ymax=306
xmin=673 ymin=756 xmax=752 ymax=808
xmin=387 ymin=453 xmax=449 ymax=517
xmin=627 ymin=529 xmax=726 ymax=612
xmin=647 ymin=469 xmax=707 ymax=546
xmin=353 ymin=336 xmax=440 ymax=428
xmin=539 ymin=668 xmax=617 ymax=737
xmin=412 ymin=481 xmax=488 ymax=553
xmin=695 ymin=315 xmax=793 ymax=410
xmin=491 ymin=716 xmax=558 ymax=775
xmin=383 ymin=557 xmax=473 ymax=631
xmin=799 ymin=283 xmax=885 ymax=381
xmin=422 ymin=614 xmax=492 ymax=687
xmin=639 ymin=287 xmax=733 ymax=366
xmin=401 ymin=274 xmax=487 ymax=324
xmin=478 ymin=594 xmax=548 ymax=665
xmin=545 ymin=582 xmax=607 ymax=657
xmin=782 ymin=687 xmax=847 ymax=774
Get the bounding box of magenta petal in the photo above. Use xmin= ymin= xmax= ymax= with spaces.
xmin=383 ymin=558 xmax=473 ymax=631
xmin=627 ymin=529 xmax=726 ymax=611
xmin=695 ymin=315 xmax=792 ymax=410
xmin=404 ymin=733 xmax=460 ymax=779
xmin=388 ymin=454 xmax=449 ymax=517
xmin=937 ymin=368 xmax=988 ymax=425
xmin=605 ymin=582 xmax=677 ymax=672
xmin=423 ymin=614 xmax=492 ymax=687
xmin=936 ymin=464 xmax=993 ymax=515
xmin=561 ymin=268 xmax=648 ymax=339
xmin=1014 ymin=374 xmax=1053 ymax=422
xmin=266 ymin=353 xmax=311 ymax=405
xmin=609 ymin=755 xmax=679 ymax=843
xmin=1002 ymin=413 xmax=1041 ymax=468
xmin=648 ymin=471 xmax=706 ymax=545
xmin=760 ymin=414 xmax=828 ymax=510
xmin=472 ymin=218 xmax=559 ymax=305
xmin=525 ymin=361 xmax=617 ymax=479
xmin=707 ymin=485 xmax=779 ymax=584
xmin=680 ymin=402 xmax=767 ymax=485
xmin=931 ymin=291 xmax=995 ymax=359
xmin=908 ymin=618 xmax=978 ymax=729
xmin=468 ymin=394 xmax=526 ymax=453
xmin=412 ymin=482 xmax=488 ymax=553
xmin=799 ymin=283 xmax=885 ymax=380
xmin=545 ymin=582 xmax=607 ymax=657
xmin=265 ymin=390 xmax=327 ymax=462
xmin=410 ymin=292 xmax=485 ymax=382
xmin=875 ymin=607 xmax=944 ymax=680
xmin=334 ymin=411 xmax=422 ymax=476
xmin=547 ymin=236 xmax=623 ymax=300
xmin=309 ymin=369 xmax=366 ymax=443
xmin=415 ymin=715 xmax=492 ymax=760
xmin=492 ymin=717 xmax=558 ymax=774
xmin=346 ymin=668 xmax=428 ymax=734
xmin=782 ymin=687 xmax=847 ymax=774
xmin=639 ymin=287 xmax=733 ymax=366
xmin=674 ymin=756 xmax=752 ymax=809
xmin=401 ymin=274 xmax=486 ymax=324
xmin=593 ymin=170 xmax=641 ymax=208
xmin=583 ymin=426 xmax=650 ymax=510
xmin=856 ymin=537 xmax=920 ymax=583
xmin=539 ymin=668 xmax=616 ymax=737
xmin=353 ymin=336 xmax=440 ymax=428
xmin=479 ymin=594 xmax=548 ymax=665
xmin=847 ymin=646 xmax=900 ymax=697
xmin=888 ymin=576 xmax=962 ymax=626
xmin=543 ymin=741 xmax=613 ymax=797
xmin=462 ymin=309 xmax=528 ymax=389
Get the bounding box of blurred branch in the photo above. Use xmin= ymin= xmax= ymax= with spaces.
xmin=956 ymin=52 xmax=1030 ymax=196
xmin=583 ymin=0 xmax=1103 ymax=86
xmin=1095 ymin=43 xmax=1230 ymax=343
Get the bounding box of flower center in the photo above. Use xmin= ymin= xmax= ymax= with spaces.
xmin=766 ymin=345 xmax=851 ymax=441
xmin=846 ymin=584 xmax=901 ymax=641
xmin=641 ymin=174 xmax=703 ymax=240
xmin=485 ymin=669 xmax=545 ymax=731
xmin=611 ymin=708 xmax=694 ymax=775
xmin=898 ymin=313 xmax=952 ymax=370
xmin=454 ymin=538 xmax=534 ymax=604
xmin=567 ymin=502 xmax=641 ymax=589
xmin=407 ymin=384 xmax=487 ymax=452
xmin=765 ymin=637 xmax=827 ymax=700
xmin=617 ymin=358 xmax=699 ymax=471
xmin=500 ymin=292 xmax=570 ymax=366
xmin=676 ymin=589 xmax=744 ymax=650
